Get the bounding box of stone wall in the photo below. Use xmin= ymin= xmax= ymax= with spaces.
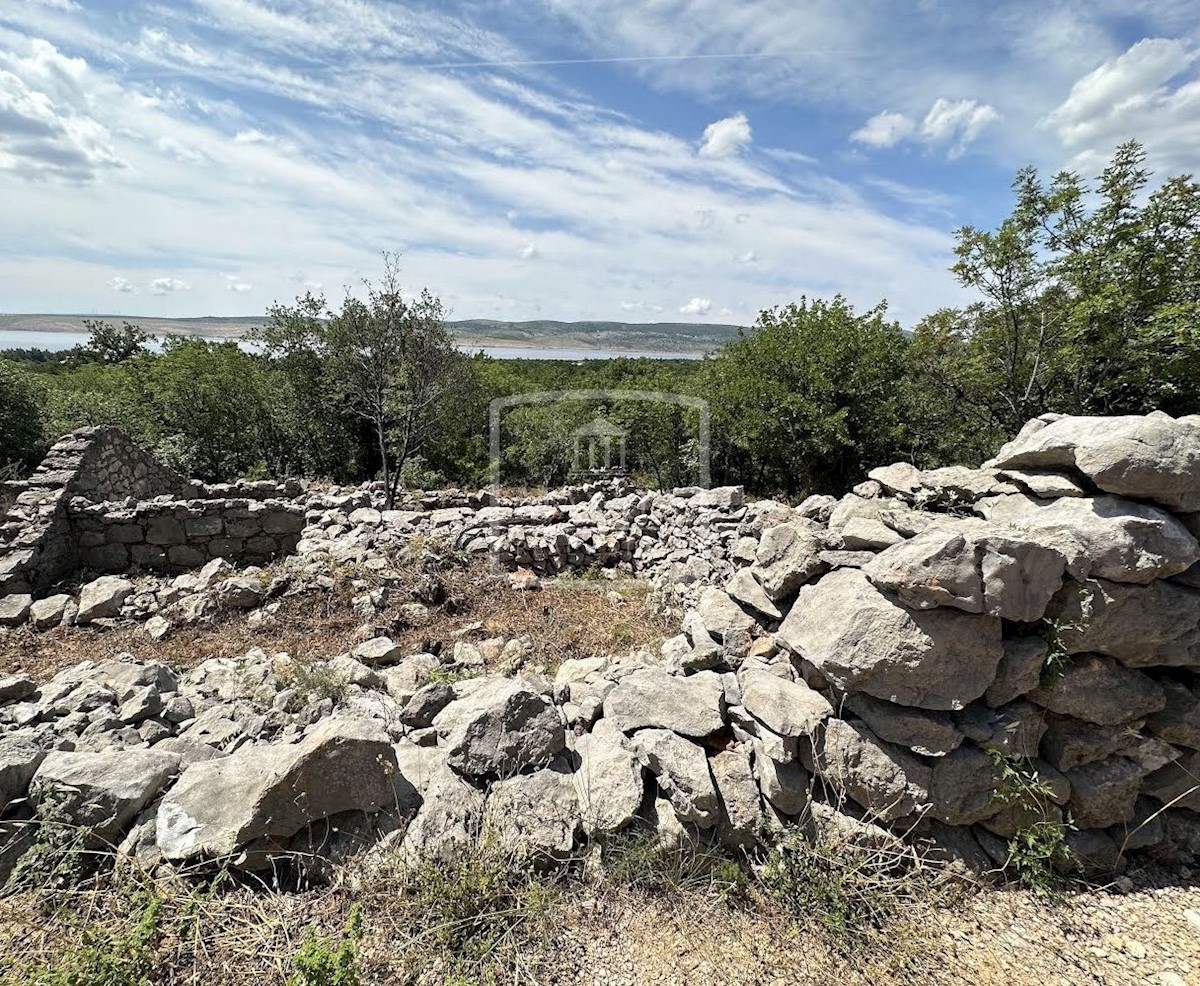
xmin=68 ymin=497 xmax=306 ymax=574
xmin=0 ymin=428 xmax=306 ymax=592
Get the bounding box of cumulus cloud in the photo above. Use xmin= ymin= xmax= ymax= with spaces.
xmin=1042 ymin=38 xmax=1198 ymax=172
xmin=107 ymin=276 xmax=134 ymax=293
xmin=851 ymin=99 xmax=997 ymax=157
xmin=921 ymin=98 xmax=1000 ymax=157
xmin=225 ymin=275 xmax=252 ymax=292
xmin=699 ymin=113 xmax=751 ymax=158
xmin=851 ymin=110 xmax=915 ymax=148
xmin=735 ymin=250 xmax=758 ymax=264
xmin=679 ymin=297 xmax=713 ymax=316
xmin=0 ymin=41 xmax=125 ymax=182
xmin=148 ymin=277 xmax=191 ymax=295
xmin=518 ymin=242 xmax=538 ymax=260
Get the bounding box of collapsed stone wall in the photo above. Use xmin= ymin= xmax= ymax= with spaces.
xmin=4 ymin=412 xmax=1200 ymax=883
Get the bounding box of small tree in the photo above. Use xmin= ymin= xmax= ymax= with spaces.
xmin=324 ymin=255 xmax=465 ymax=507
xmin=73 ymin=319 xmax=150 ymax=364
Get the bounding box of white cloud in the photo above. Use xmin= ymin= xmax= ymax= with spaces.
xmin=148 ymin=277 xmax=191 ymax=295
xmin=1042 ymin=38 xmax=1198 ymax=173
xmin=679 ymin=297 xmax=713 ymax=315
xmin=518 ymin=241 xmax=538 ymax=260
xmin=225 ymin=275 xmax=252 ymax=292
xmin=699 ymin=112 xmax=751 ymax=158
xmin=107 ymin=276 xmax=134 ymax=293
xmin=0 ymin=40 xmax=124 ymax=181
xmin=851 ymin=99 xmax=998 ymax=158
xmin=851 ymin=111 xmax=915 ymax=148
xmin=921 ymin=98 xmax=1000 ymax=157
xmin=735 ymin=250 xmax=758 ymax=264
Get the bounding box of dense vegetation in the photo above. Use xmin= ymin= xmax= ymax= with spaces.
xmin=2 ymin=142 xmax=1197 ymax=498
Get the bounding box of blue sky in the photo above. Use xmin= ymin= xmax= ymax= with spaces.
xmin=1 ymin=0 xmax=1197 ymax=328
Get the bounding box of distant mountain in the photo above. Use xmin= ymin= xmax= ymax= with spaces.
xmin=0 ymin=314 xmax=746 ymax=354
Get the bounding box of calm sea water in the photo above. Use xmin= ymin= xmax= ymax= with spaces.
xmin=0 ymin=329 xmax=702 ymax=361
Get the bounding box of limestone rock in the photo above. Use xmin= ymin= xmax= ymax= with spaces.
xmin=802 ymin=717 xmax=931 ymax=823
xmin=76 ymin=575 xmax=134 ymax=623
xmin=1045 ymin=578 xmax=1200 ymax=669
xmin=1146 ymin=680 xmax=1200 ymax=750
xmin=724 ymin=568 xmax=782 ymax=621
xmin=32 ymin=749 xmax=180 ymax=847
xmin=751 ymin=739 xmax=809 ymax=816
xmin=695 ymin=587 xmax=757 ymax=643
xmin=603 ymin=669 xmax=725 ymax=738
xmin=976 ymin=494 xmax=1199 ymax=585
xmin=630 ymin=728 xmax=719 ymax=827
xmin=1028 ymin=654 xmax=1165 ymax=725
xmin=845 ymin=692 xmax=962 ymax=757
xmin=572 ymin=719 xmax=645 ymax=836
xmin=483 ymin=764 xmax=581 ymax=862
xmin=710 ymin=744 xmax=766 ymax=849
xmin=352 ymin=636 xmax=406 ymax=667
xmin=749 ymin=523 xmax=827 ymax=601
xmin=434 ymin=677 xmax=564 ymax=777
xmin=926 ymin=744 xmax=1006 ymax=826
xmin=0 ymin=733 xmax=47 ymax=812
xmin=740 ymin=672 xmax=831 ymax=740
xmin=1065 ymin=757 xmax=1144 ymax=829
xmin=989 ymin=411 xmax=1200 ymax=511
xmin=778 ymin=568 xmax=1004 ymax=710
xmin=985 ymin=637 xmax=1049 ymax=707
xmin=0 ymin=594 xmax=31 ymax=627
xmin=156 ymin=716 xmax=397 ymax=863
xmin=0 ymin=674 xmax=34 ymax=705
xmin=398 ymin=752 xmax=486 ymax=862
xmin=29 ymin=593 xmax=71 ymax=630
xmin=1143 ymin=749 xmax=1200 ymax=814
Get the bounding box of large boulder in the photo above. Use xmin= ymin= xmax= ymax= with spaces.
xmin=0 ymin=594 xmax=31 ymax=628
xmin=975 ymin=494 xmax=1199 ymax=585
xmin=603 ymin=669 xmax=725 ymax=738
xmin=778 ymin=568 xmax=1004 ymax=710
xmin=156 ymin=717 xmax=397 ymax=863
xmin=862 ymin=521 xmax=1066 ymax=622
xmin=988 ymin=412 xmax=1200 ymax=511
xmin=1027 ymin=654 xmax=1165 ymax=725
xmin=1044 ymin=578 xmax=1200 ymax=669
xmin=801 ymin=717 xmax=931 ymax=823
xmin=433 ymin=676 xmax=564 ymax=777
xmin=32 ymin=749 xmax=180 ymax=848
xmin=397 ymin=748 xmax=487 ymax=863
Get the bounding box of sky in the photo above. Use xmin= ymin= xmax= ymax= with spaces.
xmin=1 ymin=0 xmax=1197 ymax=329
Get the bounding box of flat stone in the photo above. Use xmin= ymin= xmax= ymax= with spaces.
xmin=603 ymin=669 xmax=725 ymax=738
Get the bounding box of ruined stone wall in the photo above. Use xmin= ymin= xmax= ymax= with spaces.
xmin=68 ymin=497 xmax=306 ymax=573
xmin=0 ymin=428 xmax=307 ymax=592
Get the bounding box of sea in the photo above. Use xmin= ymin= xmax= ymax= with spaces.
xmin=0 ymin=329 xmax=703 ymax=361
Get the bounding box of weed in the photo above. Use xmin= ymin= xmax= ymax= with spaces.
xmin=281 ymin=660 xmax=350 ymax=710
xmin=600 ymin=827 xmax=746 ymax=900
xmin=987 ymin=750 xmax=1073 ymax=895
xmin=288 ymin=903 xmax=364 ymax=986
xmin=427 ymin=665 xmax=483 ymax=685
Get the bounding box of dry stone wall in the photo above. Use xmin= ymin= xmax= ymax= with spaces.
xmin=5 ymin=412 xmax=1200 ymax=883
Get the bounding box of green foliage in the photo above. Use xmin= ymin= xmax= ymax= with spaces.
xmin=699 ymin=295 xmax=909 ymax=495
xmin=288 ymin=904 xmax=364 ymax=986
xmin=987 ymin=750 xmax=1073 ymax=895
xmin=283 ymin=661 xmax=351 ymax=710
xmin=71 ymin=320 xmax=150 ymax=365
xmin=25 ymin=892 xmax=162 ymax=986
xmin=0 ymin=359 xmax=46 ymax=474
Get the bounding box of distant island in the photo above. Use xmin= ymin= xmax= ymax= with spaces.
xmin=0 ymin=313 xmax=745 ymax=354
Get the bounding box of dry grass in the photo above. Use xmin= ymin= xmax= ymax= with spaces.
xmin=0 ymin=557 xmax=674 ymax=683
xmin=2 ymin=835 xmax=1198 ymax=986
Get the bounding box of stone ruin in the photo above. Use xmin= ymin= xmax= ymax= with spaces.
xmin=4 ymin=412 xmax=1200 ymax=882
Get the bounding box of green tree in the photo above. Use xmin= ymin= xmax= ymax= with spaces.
xmin=323 ymin=255 xmax=467 ymax=506
xmin=951 ymin=140 xmax=1200 ymax=430
xmin=71 ymin=319 xmax=151 ymax=365
xmin=0 ymin=359 xmax=46 ymax=474
xmin=699 ymin=296 xmax=909 ymax=496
